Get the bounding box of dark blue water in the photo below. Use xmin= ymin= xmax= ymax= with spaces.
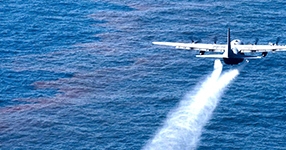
xmin=1 ymin=0 xmax=286 ymax=149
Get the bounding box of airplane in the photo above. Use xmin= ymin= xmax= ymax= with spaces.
xmin=152 ymin=28 xmax=286 ymax=65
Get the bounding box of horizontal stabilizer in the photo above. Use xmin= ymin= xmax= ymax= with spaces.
xmin=196 ymin=54 xmax=262 ymax=59
xmin=238 ymin=56 xmax=262 ymax=59
xmin=196 ymin=55 xmax=226 ymax=58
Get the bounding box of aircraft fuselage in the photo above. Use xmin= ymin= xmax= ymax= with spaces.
xmin=223 ymin=58 xmax=244 ymax=65
xmin=222 ymin=39 xmax=246 ymax=65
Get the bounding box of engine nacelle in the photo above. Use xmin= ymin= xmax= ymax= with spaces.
xmin=262 ymin=52 xmax=268 ymax=57
xmin=199 ymin=51 xmax=205 ymax=55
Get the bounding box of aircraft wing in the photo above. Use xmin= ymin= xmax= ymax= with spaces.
xmin=152 ymin=42 xmax=226 ymax=52
xmin=236 ymin=45 xmax=286 ymax=53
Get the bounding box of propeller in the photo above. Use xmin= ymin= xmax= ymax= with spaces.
xmin=268 ymin=37 xmax=281 ymax=46
xmin=190 ymin=36 xmax=195 ymax=43
xmin=195 ymin=39 xmax=202 ymax=43
xmin=276 ymin=37 xmax=280 ymax=45
xmin=213 ymin=36 xmax=218 ymax=44
xmin=190 ymin=36 xmax=201 ymax=43
xmin=254 ymin=38 xmax=259 ymax=45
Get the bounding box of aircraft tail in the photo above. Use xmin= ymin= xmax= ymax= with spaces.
xmin=196 ymin=28 xmax=261 ymax=59
xmin=223 ymin=28 xmax=231 ymax=58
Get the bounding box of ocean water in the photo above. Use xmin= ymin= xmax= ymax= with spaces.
xmin=1 ymin=0 xmax=286 ymax=149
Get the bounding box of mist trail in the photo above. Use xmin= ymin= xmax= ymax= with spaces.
xmin=144 ymin=60 xmax=244 ymax=150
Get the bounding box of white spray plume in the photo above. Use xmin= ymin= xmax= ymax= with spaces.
xmin=144 ymin=59 xmax=245 ymax=150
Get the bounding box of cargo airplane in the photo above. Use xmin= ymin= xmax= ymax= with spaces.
xmin=153 ymin=28 xmax=286 ymax=65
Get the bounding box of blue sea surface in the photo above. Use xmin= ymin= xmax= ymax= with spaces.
xmin=1 ymin=0 xmax=286 ymax=149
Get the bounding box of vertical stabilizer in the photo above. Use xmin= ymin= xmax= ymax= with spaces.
xmin=223 ymin=28 xmax=231 ymax=58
